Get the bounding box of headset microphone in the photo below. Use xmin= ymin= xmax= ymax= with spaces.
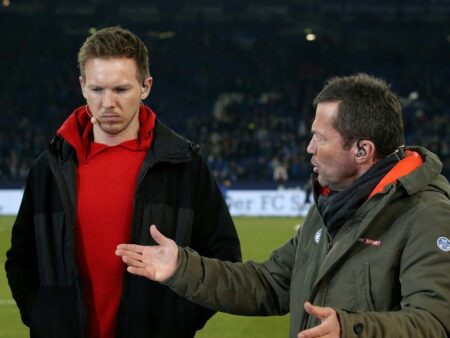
xmin=85 ymin=106 xmax=100 ymax=125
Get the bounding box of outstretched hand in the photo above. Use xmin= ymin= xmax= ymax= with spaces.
xmin=115 ymin=225 xmax=179 ymax=281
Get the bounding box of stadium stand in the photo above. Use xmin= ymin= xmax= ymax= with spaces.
xmin=0 ymin=1 xmax=449 ymax=188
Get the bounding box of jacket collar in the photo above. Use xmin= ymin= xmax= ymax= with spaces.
xmin=133 ymin=120 xmax=200 ymax=194
xmin=368 ymin=149 xmax=423 ymax=198
xmin=147 ymin=120 xmax=199 ymax=164
xmin=56 ymin=105 xmax=156 ymax=163
xmin=396 ymin=146 xmax=449 ymax=198
xmin=49 ymin=117 xmax=199 ymax=166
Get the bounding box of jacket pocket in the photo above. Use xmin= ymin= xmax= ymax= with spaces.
xmin=355 ymin=262 xmax=376 ymax=312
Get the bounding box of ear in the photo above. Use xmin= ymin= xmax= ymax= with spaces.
xmin=354 ymin=140 xmax=376 ymax=164
xmin=140 ymin=76 xmax=153 ymax=100
xmin=79 ymin=76 xmax=87 ymax=99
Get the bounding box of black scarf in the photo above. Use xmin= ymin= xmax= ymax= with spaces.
xmin=315 ymin=153 xmax=400 ymax=239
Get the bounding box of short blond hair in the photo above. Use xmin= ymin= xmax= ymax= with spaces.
xmin=78 ymin=26 xmax=150 ymax=83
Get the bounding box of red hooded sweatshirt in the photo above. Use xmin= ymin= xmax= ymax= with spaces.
xmin=58 ymin=105 xmax=156 ymax=338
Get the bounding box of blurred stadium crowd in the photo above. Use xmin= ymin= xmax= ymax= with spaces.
xmin=1 ymin=1 xmax=449 ymax=188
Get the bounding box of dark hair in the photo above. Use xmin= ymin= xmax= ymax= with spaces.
xmin=313 ymin=73 xmax=405 ymax=158
xmin=78 ymin=26 xmax=150 ymax=83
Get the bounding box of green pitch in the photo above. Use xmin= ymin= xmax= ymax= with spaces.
xmin=0 ymin=216 xmax=302 ymax=337
xmin=0 ymin=216 xmax=24 ymax=338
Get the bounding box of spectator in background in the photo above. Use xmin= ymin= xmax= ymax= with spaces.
xmin=116 ymin=73 xmax=450 ymax=338
xmin=5 ymin=26 xmax=241 ymax=338
xmin=272 ymin=156 xmax=289 ymax=187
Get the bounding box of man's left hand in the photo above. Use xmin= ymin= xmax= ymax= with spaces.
xmin=297 ymin=302 xmax=341 ymax=338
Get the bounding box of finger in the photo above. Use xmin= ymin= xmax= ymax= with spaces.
xmin=149 ymin=225 xmax=173 ymax=246
xmin=115 ymin=248 xmax=143 ymax=261
xmin=297 ymin=323 xmax=328 ymax=338
xmin=304 ymin=302 xmax=331 ymax=321
xmin=116 ymin=243 xmax=146 ymax=253
xmin=121 ymin=255 xmax=147 ymax=269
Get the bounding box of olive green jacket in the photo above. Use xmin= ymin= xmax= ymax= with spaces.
xmin=164 ymin=147 xmax=450 ymax=338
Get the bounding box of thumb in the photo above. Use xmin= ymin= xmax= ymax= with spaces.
xmin=304 ymin=302 xmax=330 ymax=321
xmin=149 ymin=224 xmax=172 ymax=246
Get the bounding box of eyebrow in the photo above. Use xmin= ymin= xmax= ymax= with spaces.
xmin=310 ymin=127 xmax=320 ymax=135
xmin=87 ymin=84 xmax=132 ymax=89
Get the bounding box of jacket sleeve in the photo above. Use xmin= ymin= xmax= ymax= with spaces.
xmin=189 ymin=155 xmax=242 ymax=263
xmin=5 ymin=170 xmax=39 ymax=326
xmin=336 ymin=203 xmax=450 ymax=338
xmin=163 ymin=232 xmax=298 ymax=316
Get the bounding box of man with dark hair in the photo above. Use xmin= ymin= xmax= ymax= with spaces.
xmin=5 ymin=26 xmax=241 ymax=338
xmin=313 ymin=73 xmax=404 ymax=158
xmin=116 ymin=73 xmax=450 ymax=338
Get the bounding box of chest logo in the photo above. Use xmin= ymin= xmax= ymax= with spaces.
xmin=314 ymin=229 xmax=322 ymax=244
xmin=358 ymin=237 xmax=382 ymax=247
xmin=437 ymin=237 xmax=450 ymax=252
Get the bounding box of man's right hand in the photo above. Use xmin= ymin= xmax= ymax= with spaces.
xmin=115 ymin=225 xmax=179 ymax=281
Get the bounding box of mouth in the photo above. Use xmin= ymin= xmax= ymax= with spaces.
xmin=100 ymin=114 xmax=121 ymax=122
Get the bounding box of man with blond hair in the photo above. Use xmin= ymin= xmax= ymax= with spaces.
xmin=6 ymin=26 xmax=241 ymax=338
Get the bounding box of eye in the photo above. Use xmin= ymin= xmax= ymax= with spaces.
xmin=91 ymin=87 xmax=102 ymax=93
xmin=115 ymin=87 xmax=128 ymax=93
xmin=313 ymin=134 xmax=326 ymax=144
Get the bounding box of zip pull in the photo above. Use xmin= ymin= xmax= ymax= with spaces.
xmin=327 ymin=240 xmax=333 ymax=251
xmin=326 ymin=231 xmax=334 ymax=252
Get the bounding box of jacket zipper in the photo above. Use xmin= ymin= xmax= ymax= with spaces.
xmin=327 ymin=236 xmax=334 ymax=252
xmin=300 ymin=228 xmax=334 ymax=332
xmin=115 ymin=154 xmax=177 ymax=337
xmin=75 ymin=286 xmax=86 ymax=338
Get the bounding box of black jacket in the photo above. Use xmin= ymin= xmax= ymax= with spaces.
xmin=5 ymin=120 xmax=242 ymax=338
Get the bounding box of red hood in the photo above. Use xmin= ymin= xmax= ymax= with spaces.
xmin=57 ymin=105 xmax=156 ymax=163
xmin=368 ymin=150 xmax=423 ymax=198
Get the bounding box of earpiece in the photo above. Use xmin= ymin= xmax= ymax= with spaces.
xmin=356 ymin=148 xmax=366 ymax=157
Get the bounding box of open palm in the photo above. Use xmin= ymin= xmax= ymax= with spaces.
xmin=115 ymin=225 xmax=179 ymax=281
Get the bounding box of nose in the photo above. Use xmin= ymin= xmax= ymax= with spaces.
xmin=307 ymin=137 xmax=316 ymax=155
xmin=102 ymin=90 xmax=115 ymax=109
